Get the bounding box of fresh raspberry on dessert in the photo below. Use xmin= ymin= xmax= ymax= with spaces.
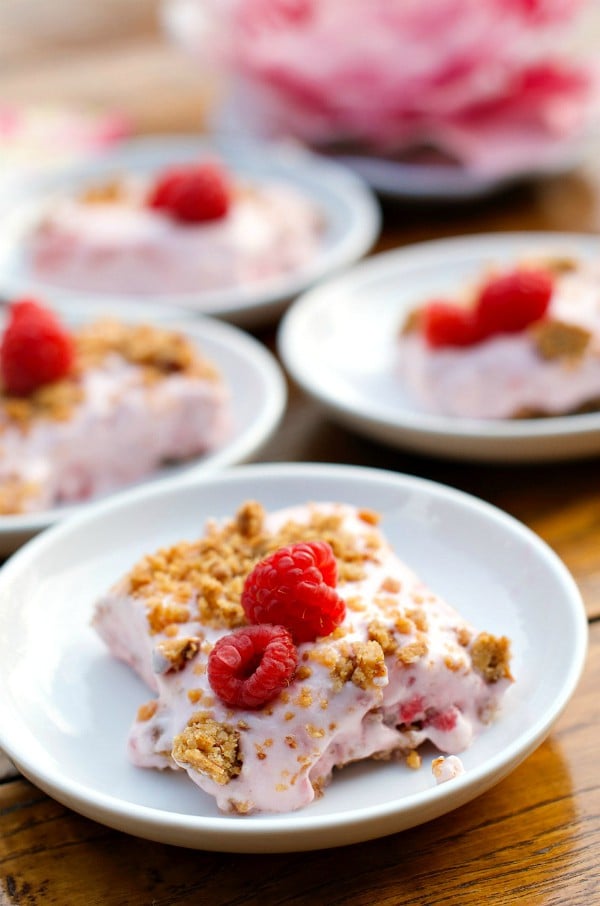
xmin=147 ymin=162 xmax=231 ymax=224
xmin=208 ymin=624 xmax=298 ymax=708
xmin=146 ymin=166 xmax=188 ymax=210
xmin=422 ymin=301 xmax=483 ymax=348
xmin=242 ymin=541 xmax=346 ymax=643
xmin=476 ymin=268 xmax=553 ymax=336
xmin=0 ymin=298 xmax=75 ymax=396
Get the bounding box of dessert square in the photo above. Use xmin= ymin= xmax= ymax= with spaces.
xmin=0 ymin=300 xmax=230 ymax=514
xmin=398 ymin=256 xmax=600 ymax=419
xmin=93 ymin=500 xmax=513 ymax=814
xmin=28 ymin=157 xmax=324 ymax=297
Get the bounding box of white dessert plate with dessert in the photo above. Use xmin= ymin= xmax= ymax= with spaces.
xmin=279 ymin=231 xmax=600 ymax=462
xmin=0 ymin=135 xmax=380 ymax=328
xmin=0 ymin=306 xmax=286 ymax=553
xmin=0 ymin=462 xmax=586 ymax=852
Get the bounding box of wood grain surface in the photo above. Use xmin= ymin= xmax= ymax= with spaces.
xmin=1 ymin=3 xmax=600 ymax=903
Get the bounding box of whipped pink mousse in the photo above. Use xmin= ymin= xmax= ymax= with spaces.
xmin=93 ymin=501 xmax=513 ymax=815
xmin=29 ymin=175 xmax=323 ymax=297
xmin=0 ymin=320 xmax=229 ymax=514
xmin=398 ymin=257 xmax=600 ymax=419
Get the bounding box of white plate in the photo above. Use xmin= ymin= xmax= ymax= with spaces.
xmin=279 ymin=231 xmax=600 ymax=462
xmin=0 ymin=135 xmax=380 ymax=328
xmin=0 ymin=462 xmax=587 ymax=852
xmin=0 ymin=315 xmax=286 ymax=555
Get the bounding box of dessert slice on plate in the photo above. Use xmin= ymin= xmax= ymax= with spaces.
xmin=398 ymin=256 xmax=600 ymax=419
xmin=93 ymin=500 xmax=513 ymax=814
xmin=29 ymin=157 xmax=324 ymax=297
xmin=0 ymin=299 xmax=230 ymax=514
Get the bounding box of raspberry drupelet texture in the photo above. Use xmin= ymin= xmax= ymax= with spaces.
xmin=0 ymin=298 xmax=75 ymax=396
xmin=147 ymin=161 xmax=231 ymax=224
xmin=241 ymin=540 xmax=346 ymax=644
xmin=476 ymin=268 xmax=553 ymax=336
xmin=208 ymin=624 xmax=298 ymax=708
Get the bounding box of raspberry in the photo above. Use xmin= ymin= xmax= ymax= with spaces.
xmin=426 ymin=707 xmax=459 ymax=733
xmin=0 ymin=298 xmax=75 ymax=396
xmin=146 ymin=166 xmax=188 ymax=210
xmin=399 ymin=696 xmax=425 ymax=724
xmin=242 ymin=541 xmax=345 ymax=644
xmin=147 ymin=161 xmax=231 ymax=224
xmin=422 ymin=301 xmax=484 ymax=349
xmin=476 ymin=268 xmax=553 ymax=336
xmin=208 ymin=624 xmax=298 ymax=709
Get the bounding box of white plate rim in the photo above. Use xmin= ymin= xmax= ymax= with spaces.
xmin=278 ymin=231 xmax=600 ymax=455
xmin=0 ymin=134 xmax=381 ymax=326
xmin=0 ymin=461 xmax=588 ymax=851
xmin=0 ymin=315 xmax=287 ymax=542
xmin=331 ymin=139 xmax=592 ymax=200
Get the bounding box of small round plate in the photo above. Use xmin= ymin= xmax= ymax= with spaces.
xmin=0 ymin=462 xmax=587 ymax=852
xmin=0 ymin=315 xmax=286 ymax=554
xmin=0 ymin=135 xmax=380 ymax=328
xmin=278 ymin=231 xmax=600 ymax=462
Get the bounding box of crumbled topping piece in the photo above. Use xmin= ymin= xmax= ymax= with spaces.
xmin=172 ymin=713 xmax=241 ymax=785
xmin=351 ymin=641 xmax=387 ymax=690
xmin=154 ymin=636 xmax=201 ymax=673
xmin=471 ymin=633 xmax=512 ymax=683
xmin=396 ymin=638 xmax=428 ymax=665
xmin=400 ymin=307 xmax=423 ymax=336
xmin=319 ymin=640 xmax=386 ymax=691
xmin=228 ymin=799 xmax=253 ymax=814
xmin=456 ymin=627 xmax=472 ymax=647
xmin=147 ymin=600 xmax=191 ymax=635
xmin=76 ymin=319 xmax=218 ymax=380
xmin=532 ymin=319 xmax=591 ymax=361
xmin=368 ymin=619 xmax=398 ymax=656
xmin=358 ymin=509 xmax=380 ymax=526
xmin=235 ymin=501 xmax=265 ymax=539
xmin=136 ymin=700 xmax=158 ymax=722
xmin=0 ymin=478 xmax=41 ymax=515
xmin=379 ymin=576 xmax=401 ymax=594
xmin=406 ymin=750 xmax=422 ymax=770
xmin=80 ymin=178 xmax=127 ymax=204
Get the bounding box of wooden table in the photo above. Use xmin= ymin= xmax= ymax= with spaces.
xmin=1 ymin=4 xmax=600 ymax=903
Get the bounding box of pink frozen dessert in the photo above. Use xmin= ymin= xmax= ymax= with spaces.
xmin=28 ymin=158 xmax=323 ymax=297
xmin=398 ymin=255 xmax=600 ymax=419
xmin=0 ymin=298 xmax=229 ymax=515
xmin=93 ymin=500 xmax=513 ymax=814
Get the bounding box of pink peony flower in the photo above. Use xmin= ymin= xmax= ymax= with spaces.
xmin=166 ymin=0 xmax=598 ymax=176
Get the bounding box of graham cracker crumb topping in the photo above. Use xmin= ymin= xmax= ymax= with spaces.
xmin=471 ymin=633 xmax=512 ymax=683
xmin=532 ymin=319 xmax=591 ymax=361
xmin=136 ymin=700 xmax=158 ymax=722
xmin=318 ymin=640 xmax=386 ymax=692
xmin=172 ymin=712 xmax=241 ymax=785
xmin=155 ymin=636 xmax=201 ymax=672
xmin=0 ymin=478 xmax=41 ymax=516
xmin=128 ymin=502 xmax=382 ymax=633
